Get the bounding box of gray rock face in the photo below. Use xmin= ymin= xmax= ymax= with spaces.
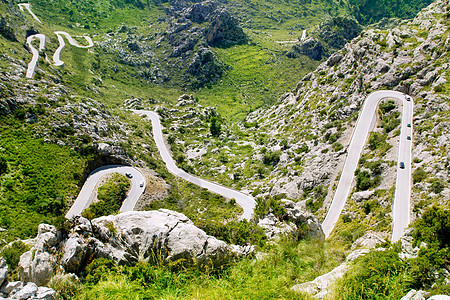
xmin=9 ymin=282 xmax=37 ymax=300
xmin=183 ymin=1 xmax=217 ymax=23
xmin=400 ymin=289 xmax=430 ymax=300
xmin=290 ymin=38 xmax=324 ymax=60
xmin=0 ymin=257 xmax=7 ymax=287
xmin=59 ymin=210 xmax=252 ymax=273
xmin=257 ymin=201 xmax=325 ymax=240
xmin=0 ymin=281 xmax=22 ymax=295
xmin=18 ymin=224 xmax=60 ymax=286
xmin=204 ymin=9 xmax=247 ymax=47
xmin=351 ymin=232 xmax=386 ymax=250
xmin=188 ymin=48 xmax=223 ymax=88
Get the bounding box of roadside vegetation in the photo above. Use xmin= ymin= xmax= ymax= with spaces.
xmin=82 ymin=173 xmax=131 ymax=218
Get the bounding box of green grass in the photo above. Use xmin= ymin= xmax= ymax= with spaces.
xmin=0 ymin=116 xmax=90 ymax=240
xmin=75 ymin=237 xmax=345 ymax=300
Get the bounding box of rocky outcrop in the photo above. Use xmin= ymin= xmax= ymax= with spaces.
xmin=188 ymin=48 xmax=223 ymax=88
xmin=18 ymin=210 xmax=253 ymax=285
xmin=18 ymin=224 xmax=60 ymax=286
xmin=0 ymin=16 xmax=16 ymax=41
xmin=400 ymin=289 xmax=430 ymax=300
xmin=289 ymin=38 xmax=324 ymax=60
xmin=1 ymin=256 xmax=56 ymax=299
xmin=318 ymin=16 xmax=362 ymax=50
xmin=257 ymin=200 xmax=325 ymax=240
xmin=351 ymin=231 xmax=387 ymax=250
xmin=183 ymin=1 xmax=217 ymax=23
xmin=204 ymin=9 xmax=247 ymax=47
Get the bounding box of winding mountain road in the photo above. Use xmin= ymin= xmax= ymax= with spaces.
xmin=53 ymin=31 xmax=94 ymax=66
xmin=20 ymin=4 xmax=93 ymax=78
xmin=18 ymin=3 xmax=41 ymax=23
xmin=65 ymin=165 xmax=146 ymax=219
xmin=132 ymin=109 xmax=256 ymax=220
xmin=322 ymin=91 xmax=413 ymax=242
xmin=25 ymin=34 xmax=46 ymax=78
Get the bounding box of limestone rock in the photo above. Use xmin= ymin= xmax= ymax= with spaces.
xmin=204 ymin=9 xmax=247 ymax=47
xmin=62 ymin=237 xmax=88 ymax=274
xmin=0 ymin=281 xmax=22 ymax=295
xmin=398 ymin=229 xmax=421 ymax=260
xmin=18 ymin=225 xmax=60 ymax=286
xmin=183 ymin=1 xmax=217 ymax=23
xmin=10 ymin=282 xmax=38 ymax=300
xmin=0 ymin=258 xmax=7 ymax=287
xmin=351 ymin=232 xmax=386 ymax=250
xmin=351 ymin=190 xmax=375 ymax=202
xmin=257 ymin=214 xmax=296 ymax=240
xmin=400 ymin=289 xmax=430 ymax=300
xmin=34 ymin=286 xmax=57 ymax=300
xmin=290 ymin=38 xmax=324 ymax=60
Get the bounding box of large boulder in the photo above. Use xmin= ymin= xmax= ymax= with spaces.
xmin=400 ymin=289 xmax=430 ymax=300
xmin=59 ymin=210 xmax=252 ymax=273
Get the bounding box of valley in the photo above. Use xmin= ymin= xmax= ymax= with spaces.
xmin=0 ymin=0 xmax=448 ymax=298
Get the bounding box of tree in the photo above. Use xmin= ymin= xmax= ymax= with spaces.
xmin=210 ymin=117 xmax=221 ymax=137
xmin=0 ymin=156 xmax=7 ymax=175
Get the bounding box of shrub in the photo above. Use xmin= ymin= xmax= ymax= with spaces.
xmin=210 ymin=117 xmax=221 ymax=137
xmin=430 ymin=178 xmax=445 ymax=194
xmin=412 ymin=167 xmax=427 ymax=183
xmin=83 ymin=173 xmax=130 ymax=218
xmin=254 ymin=196 xmax=286 ymax=220
xmin=337 ymin=248 xmax=412 ymax=299
xmin=263 ymin=151 xmax=281 ymax=166
xmin=0 ymin=156 xmax=7 ymax=175
xmin=196 ymin=219 xmax=266 ymax=247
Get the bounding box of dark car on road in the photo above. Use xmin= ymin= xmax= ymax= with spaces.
xmin=400 ymin=162 xmax=405 ymax=169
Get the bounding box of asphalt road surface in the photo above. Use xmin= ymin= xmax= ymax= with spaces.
xmin=25 ymin=34 xmax=46 ymax=78
xmin=65 ymin=165 xmax=145 ymax=219
xmin=132 ymin=109 xmax=256 ymax=220
xmin=322 ymin=91 xmax=413 ymax=241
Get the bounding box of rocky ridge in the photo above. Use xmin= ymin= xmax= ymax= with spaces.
xmin=97 ymin=0 xmax=247 ymax=88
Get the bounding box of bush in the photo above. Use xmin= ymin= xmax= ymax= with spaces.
xmin=0 ymin=241 xmax=29 ymax=270
xmin=210 ymin=117 xmax=221 ymax=137
xmin=196 ymin=219 xmax=266 ymax=247
xmin=0 ymin=156 xmax=7 ymax=175
xmin=412 ymin=167 xmax=427 ymax=183
xmin=355 ymin=169 xmax=372 ymax=191
xmin=254 ymin=196 xmax=286 ymax=220
xmin=262 ymin=151 xmax=281 ymax=166
xmin=430 ymin=178 xmax=445 ymax=194
xmin=379 ymin=100 xmax=396 ymax=113
xmin=337 ymin=248 xmax=412 ymax=299
xmin=82 ymin=173 xmax=130 ymax=218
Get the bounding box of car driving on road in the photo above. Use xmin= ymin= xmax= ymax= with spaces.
xmin=400 ymin=162 xmax=405 ymax=169
xmin=125 ymin=172 xmax=133 ymax=178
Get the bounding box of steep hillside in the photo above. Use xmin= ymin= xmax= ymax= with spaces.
xmin=162 ymin=0 xmax=449 ymax=241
